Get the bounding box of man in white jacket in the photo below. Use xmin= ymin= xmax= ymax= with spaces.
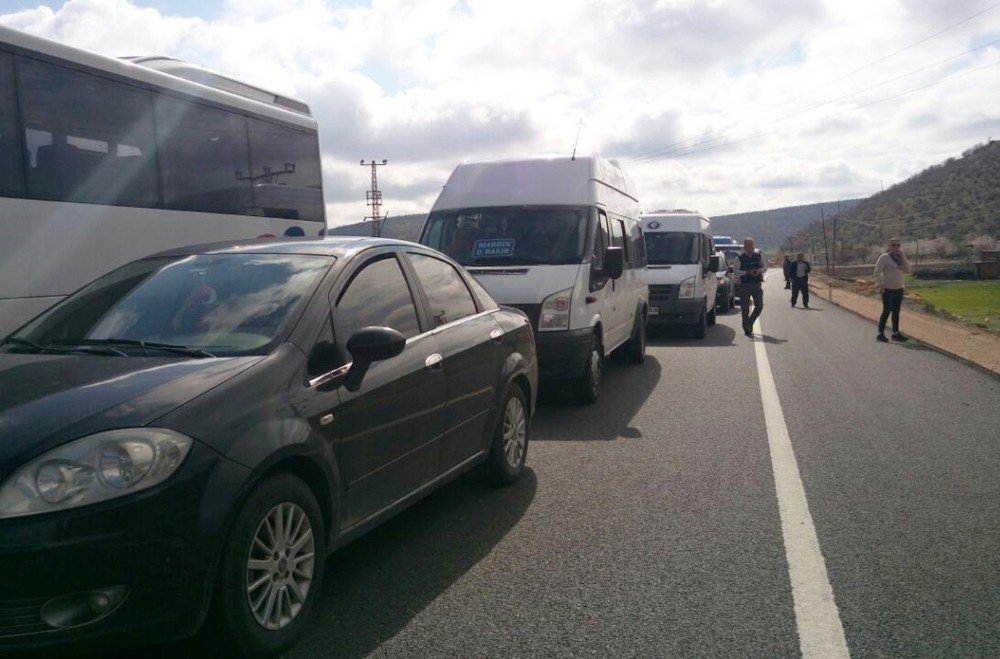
xmin=873 ymin=238 xmax=911 ymax=342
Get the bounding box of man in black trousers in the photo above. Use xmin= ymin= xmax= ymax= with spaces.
xmin=790 ymin=252 xmax=811 ymax=308
xmin=735 ymin=237 xmax=766 ymax=336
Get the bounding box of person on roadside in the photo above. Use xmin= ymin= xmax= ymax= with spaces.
xmin=735 ymin=237 xmax=766 ymax=336
xmin=790 ymin=252 xmax=811 ymax=308
xmin=873 ymin=237 xmax=911 ymax=342
xmin=782 ymin=255 xmax=792 ymax=289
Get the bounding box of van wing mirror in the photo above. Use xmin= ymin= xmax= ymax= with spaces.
xmin=601 ymin=247 xmax=625 ymax=279
xmin=709 ymin=255 xmax=721 ymax=272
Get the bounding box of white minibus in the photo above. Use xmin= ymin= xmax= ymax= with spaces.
xmin=420 ymin=155 xmax=648 ymax=403
xmin=0 ymin=26 xmax=325 ymax=336
xmin=642 ymin=210 xmax=720 ymax=338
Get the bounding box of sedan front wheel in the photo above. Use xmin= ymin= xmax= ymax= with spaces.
xmin=210 ymin=473 xmax=326 ymax=656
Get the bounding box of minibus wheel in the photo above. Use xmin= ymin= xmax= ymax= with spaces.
xmin=576 ymin=336 xmax=602 ymax=404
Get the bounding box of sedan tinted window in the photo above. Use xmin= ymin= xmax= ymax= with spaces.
xmin=12 ymin=254 xmax=332 ymax=355
xmin=335 ymin=256 xmax=420 ymax=341
xmin=407 ymin=253 xmax=477 ymax=326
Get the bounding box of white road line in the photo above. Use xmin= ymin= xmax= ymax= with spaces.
xmin=753 ymin=317 xmax=850 ymax=658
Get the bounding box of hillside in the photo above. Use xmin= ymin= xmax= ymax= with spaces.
xmin=327 ymin=204 xmax=851 ymax=251
xmin=327 ymin=213 xmax=427 ymax=241
xmin=712 ymin=200 xmax=862 ymax=249
xmin=782 ymin=140 xmax=1000 ymax=258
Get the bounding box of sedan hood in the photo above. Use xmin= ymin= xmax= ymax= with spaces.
xmin=0 ymin=353 xmax=261 ymax=471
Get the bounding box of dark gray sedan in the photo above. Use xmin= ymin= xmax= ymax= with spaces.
xmin=0 ymin=237 xmax=536 ymax=656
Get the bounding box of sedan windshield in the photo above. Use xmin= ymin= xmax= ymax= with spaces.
xmin=644 ymin=232 xmax=699 ymax=265
xmin=6 ymin=253 xmax=332 ymax=357
xmin=422 ymin=205 xmax=588 ymax=266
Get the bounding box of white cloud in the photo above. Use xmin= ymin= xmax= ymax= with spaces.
xmin=3 ymin=0 xmax=1000 ymax=225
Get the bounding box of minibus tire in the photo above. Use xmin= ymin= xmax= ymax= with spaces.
xmin=624 ymin=312 xmax=646 ymax=365
xmin=690 ymin=305 xmax=707 ymax=339
xmin=576 ymin=337 xmax=602 ymax=404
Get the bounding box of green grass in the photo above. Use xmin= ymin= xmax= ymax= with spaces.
xmin=904 ymin=277 xmax=1000 ymax=331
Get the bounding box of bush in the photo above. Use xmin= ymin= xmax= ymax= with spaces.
xmin=912 ymin=266 xmax=976 ymax=280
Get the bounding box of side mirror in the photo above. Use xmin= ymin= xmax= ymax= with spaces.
xmin=344 ymin=326 xmax=406 ymax=391
xmin=600 ymin=247 xmax=625 ymax=280
xmin=709 ymin=255 xmax=721 ymax=273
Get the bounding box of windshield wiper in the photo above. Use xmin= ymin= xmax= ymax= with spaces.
xmin=3 ymin=336 xmax=125 ymax=356
xmin=54 ymin=338 xmax=216 ymax=359
xmin=4 ymin=336 xmax=48 ymax=351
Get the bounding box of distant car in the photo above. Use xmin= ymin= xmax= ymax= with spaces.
xmin=716 ymin=245 xmax=743 ymax=302
xmin=0 ymin=237 xmax=537 ymax=656
xmin=714 ymin=254 xmax=736 ymax=312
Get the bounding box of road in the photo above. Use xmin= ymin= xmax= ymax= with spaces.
xmin=140 ymin=272 xmax=1000 ymax=657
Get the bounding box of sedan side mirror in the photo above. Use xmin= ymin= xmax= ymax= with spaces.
xmin=600 ymin=247 xmax=625 ymax=280
xmin=344 ymin=326 xmax=406 ymax=391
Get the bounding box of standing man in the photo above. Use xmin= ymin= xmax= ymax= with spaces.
xmin=874 ymin=238 xmax=911 ymax=342
xmin=790 ymin=252 xmax=812 ymax=308
xmin=782 ymin=255 xmax=792 ymax=289
xmin=735 ymin=237 xmax=766 ymax=337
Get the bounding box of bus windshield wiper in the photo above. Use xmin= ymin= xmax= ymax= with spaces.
xmin=55 ymin=338 xmax=216 ymax=359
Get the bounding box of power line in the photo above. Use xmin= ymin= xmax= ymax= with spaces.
xmin=624 ymin=3 xmax=1000 ymax=164
xmin=628 ymin=57 xmax=1000 ymax=164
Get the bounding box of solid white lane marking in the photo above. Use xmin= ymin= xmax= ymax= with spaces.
xmin=753 ymin=317 xmax=850 ymax=658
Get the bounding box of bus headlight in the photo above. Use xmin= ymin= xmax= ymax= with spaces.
xmin=678 ymin=277 xmax=696 ymax=299
xmin=0 ymin=429 xmax=192 ymax=519
xmin=539 ymin=288 xmax=573 ymax=331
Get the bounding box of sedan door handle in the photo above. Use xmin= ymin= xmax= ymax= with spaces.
xmin=490 ymin=329 xmax=504 ymax=343
xmin=425 ymin=353 xmax=443 ymax=371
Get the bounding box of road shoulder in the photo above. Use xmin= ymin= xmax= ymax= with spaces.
xmin=808 ymin=275 xmax=1000 ymax=376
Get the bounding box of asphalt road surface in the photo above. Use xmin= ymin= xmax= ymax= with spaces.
xmin=90 ymin=272 xmax=1000 ymax=657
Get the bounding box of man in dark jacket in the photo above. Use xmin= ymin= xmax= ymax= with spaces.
xmin=782 ymin=255 xmax=792 ymax=289
xmin=790 ymin=252 xmax=812 ymax=308
xmin=735 ymin=237 xmax=766 ymax=336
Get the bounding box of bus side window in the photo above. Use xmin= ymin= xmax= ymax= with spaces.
xmin=17 ymin=56 xmax=158 ymax=207
xmin=155 ymin=97 xmax=252 ymax=215
xmin=0 ymin=52 xmax=23 ymax=196
xmin=247 ymin=118 xmax=324 ymax=222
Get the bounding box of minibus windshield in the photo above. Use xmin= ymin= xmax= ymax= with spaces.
xmin=644 ymin=232 xmax=699 ymax=265
xmin=423 ymin=206 xmax=588 ymax=266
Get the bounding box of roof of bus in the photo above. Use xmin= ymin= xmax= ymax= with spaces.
xmin=0 ymin=24 xmax=316 ymax=129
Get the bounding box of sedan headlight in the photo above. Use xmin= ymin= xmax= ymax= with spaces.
xmin=0 ymin=428 xmax=192 ymax=519
xmin=678 ymin=277 xmax=696 ymax=299
xmin=539 ymin=288 xmax=573 ymax=331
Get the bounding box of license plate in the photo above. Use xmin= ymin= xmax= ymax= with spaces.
xmin=649 ymin=307 xmax=659 ymax=315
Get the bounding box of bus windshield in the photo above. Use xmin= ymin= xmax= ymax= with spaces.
xmin=422 ymin=206 xmax=589 ymax=266
xmin=644 ymin=232 xmax=699 ymax=265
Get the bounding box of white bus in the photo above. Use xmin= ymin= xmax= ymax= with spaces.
xmin=0 ymin=25 xmax=326 ymax=336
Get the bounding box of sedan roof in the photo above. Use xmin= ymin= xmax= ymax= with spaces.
xmin=148 ymin=236 xmax=422 ymax=259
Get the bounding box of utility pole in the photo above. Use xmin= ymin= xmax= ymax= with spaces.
xmin=821 ymin=209 xmax=832 ymax=301
xmin=361 ymin=159 xmax=388 ymax=237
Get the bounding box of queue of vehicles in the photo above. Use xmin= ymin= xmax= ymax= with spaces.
xmin=0 ymin=25 xmax=747 ymax=658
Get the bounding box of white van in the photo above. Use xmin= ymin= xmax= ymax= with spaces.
xmin=641 ymin=210 xmax=721 ymax=338
xmin=420 ymin=155 xmax=648 ymax=403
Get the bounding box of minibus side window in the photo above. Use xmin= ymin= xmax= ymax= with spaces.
xmin=591 ymin=210 xmax=611 ymax=290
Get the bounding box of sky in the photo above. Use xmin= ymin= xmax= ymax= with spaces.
xmin=2 ymin=0 xmax=999 ymax=227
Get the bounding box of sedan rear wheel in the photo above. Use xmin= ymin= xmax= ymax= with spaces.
xmin=487 ymin=385 xmax=529 ymax=484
